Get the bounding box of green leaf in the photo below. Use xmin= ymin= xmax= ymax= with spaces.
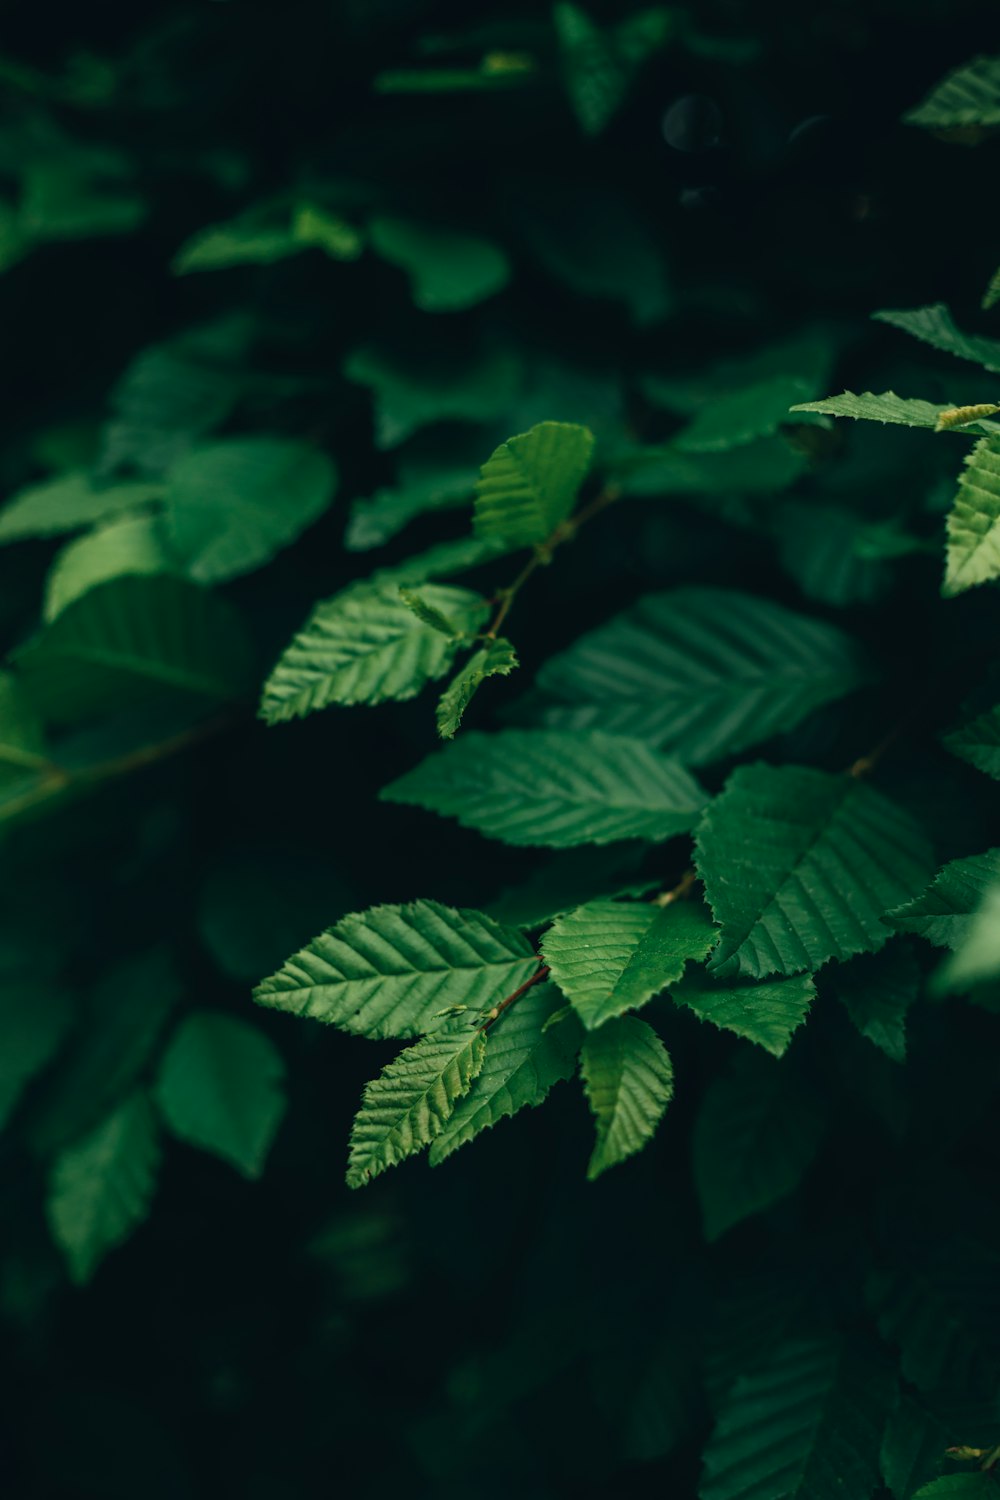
xmin=43 ymin=513 xmax=176 ymax=621
xmin=0 ymin=471 xmax=164 ymax=544
xmin=832 ymin=943 xmax=919 ymax=1063
xmin=0 ymin=980 xmax=72 ymax=1130
xmin=258 ymin=581 xmax=487 ymax=722
xmin=670 ymin=970 xmax=815 ymax=1057
xmin=369 ymin=215 xmax=509 ymax=311
xmin=874 ymin=305 xmax=1000 ymax=376
xmin=541 ymin=898 xmax=716 ymax=1028
xmin=701 ymin=1336 xmax=891 ymax=1500
xmin=944 ymin=703 xmax=1000 ymax=779
xmin=696 ymin=764 xmax=933 ymax=980
xmin=984 ymin=266 xmax=1000 ymax=312
xmin=292 ymin=201 xmax=364 ymax=260
xmin=904 ymin=55 xmax=1000 ymax=128
xmin=932 ymin=884 xmax=1000 ymax=994
xmin=344 ymin=337 xmax=522 ymax=449
xmin=473 ymin=421 xmax=595 ymax=547
xmin=154 ymin=1012 xmax=286 ymax=1179
xmin=890 ymin=848 xmax=1000 ymax=956
xmin=529 ymin=587 xmax=871 ymax=764
xmin=14 ymin=574 xmax=254 ymax=726
xmin=428 ymin=983 xmax=581 ymax=1164
xmin=46 ymin=1092 xmax=161 ymax=1284
xmin=382 ymin=729 xmax=708 ymax=848
xmin=943 ymin=437 xmax=1000 ymax=596
xmin=397 ymin=586 xmax=470 ymax=637
xmin=345 ymin=1020 xmax=486 ymax=1188
xmin=693 ymin=1050 xmax=826 ymax=1240
xmin=436 ymin=637 xmax=518 ymax=739
xmin=911 ymin=1478 xmax=1000 ymax=1500
xmin=580 ymin=1014 xmax=674 ymax=1179
xmin=254 ymin=900 xmax=539 ymax=1039
xmin=868 ymin=1242 xmax=1000 ymax=1395
xmin=675 ymin=375 xmax=814 ymax=452
xmin=881 ymin=1392 xmax=953 ymax=1500
xmin=164 ymin=438 xmax=336 ymax=584
xmin=553 ymin=3 xmax=672 ymax=136
xmin=620 ymin=436 xmax=808 ymax=498
xmin=790 ymin=391 xmax=999 ymax=432
xmin=101 ymin=340 xmax=244 ymax=475
xmin=0 ymin=670 xmax=49 ymax=780
xmin=345 ymin=445 xmax=479 ymax=551
xmin=173 ymin=220 xmax=300 ymax=274
xmin=486 ymin=845 xmax=657 ymax=929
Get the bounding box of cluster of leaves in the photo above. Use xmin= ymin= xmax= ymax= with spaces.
xmin=3 ymin=3 xmax=1000 ymax=1496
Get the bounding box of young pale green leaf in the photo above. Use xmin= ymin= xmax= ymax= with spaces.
xmin=0 ymin=471 xmax=164 ymax=544
xmin=944 ymin=703 xmax=1000 ymax=778
xmin=932 ymin=884 xmax=1000 ymax=994
xmin=984 ymin=266 xmax=1000 ymax=312
xmin=258 ymin=582 xmax=487 ymax=722
xmin=701 ymin=1337 xmax=892 ymax=1500
xmin=14 ymin=574 xmax=254 ymax=726
xmin=881 ymin=1392 xmax=952 ymax=1500
xmin=943 ymin=437 xmax=1000 ymax=596
xmin=904 ymin=55 xmax=1000 ymax=128
xmin=889 ymin=849 xmax=1000 ymax=950
xmin=694 ymin=1050 xmax=826 ymax=1240
xmin=832 ymin=943 xmax=919 ymax=1063
xmin=670 ymin=971 xmax=814 ymax=1057
xmin=254 ymin=900 xmax=539 ymax=1039
xmin=292 ymin=202 xmax=364 ymax=260
xmin=541 ymin=898 xmax=716 ymax=1029
xmin=580 ymin=1014 xmax=673 ymax=1179
xmin=345 ymin=1020 xmax=486 ymax=1188
xmin=473 ymin=421 xmax=595 ymax=547
xmin=382 ymin=729 xmax=708 ymax=848
xmin=0 ymin=981 xmax=72 ymax=1131
xmin=46 ymin=1092 xmax=161 ymax=1284
xmin=173 ymin=221 xmax=300 ymax=274
xmin=696 ymin=764 xmax=933 ymax=981
xmin=154 ymin=1012 xmax=286 ymax=1179
xmin=369 ymin=215 xmax=510 ymax=311
xmin=436 ymin=637 xmax=518 ymax=740
xmin=344 ymin=338 xmax=522 ymax=449
xmin=874 ymin=305 xmax=1000 ymax=375
xmin=0 ymin=670 xmax=49 ymax=782
xmin=790 ymin=391 xmax=998 ymax=431
xmin=164 ymin=438 xmax=336 ymax=584
xmin=675 ymin=374 xmax=813 ymax=453
xmin=529 ymin=587 xmax=871 ymax=764
xmin=397 ymin=587 xmax=468 ymax=636
xmin=428 ymin=983 xmax=581 ymax=1164
xmin=43 ymin=513 xmax=176 ymax=621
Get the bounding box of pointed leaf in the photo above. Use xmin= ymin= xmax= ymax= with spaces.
xmin=46 ymin=1092 xmax=161 ymax=1284
xmin=943 ymin=437 xmax=1000 ymax=596
xmin=696 ymin=763 xmax=933 ymax=980
xmin=154 ymin=1012 xmax=286 ymax=1178
xmin=258 ymin=582 xmax=488 ymax=722
xmin=529 ymin=587 xmax=871 ymax=763
xmin=670 ymin=971 xmax=814 ymax=1057
xmin=833 ymin=943 xmax=919 ymax=1062
xmin=541 ymin=898 xmax=716 ymax=1028
xmin=904 ymin=55 xmax=1000 ymax=128
xmin=345 ymin=1021 xmax=486 ymax=1188
xmin=473 ymin=421 xmax=594 ymax=547
xmin=344 ymin=338 xmax=522 ymax=449
xmin=944 ymin=703 xmax=1000 ymax=778
xmin=436 ymin=637 xmax=519 ymax=740
xmin=984 ymin=266 xmax=1000 ymax=312
xmin=874 ymin=305 xmax=1000 ymax=375
xmin=486 ymin=845 xmax=657 ymax=929
xmin=675 ymin=374 xmax=813 ymax=452
xmin=0 ymin=471 xmax=163 ymax=544
xmin=701 ymin=1337 xmax=892 ymax=1500
xmin=580 ymin=1014 xmax=673 ymax=1179
xmin=889 ymin=849 xmax=1000 ymax=950
xmin=694 ymin=1050 xmax=826 ymax=1240
xmin=43 ymin=513 xmax=176 ymax=622
xmin=369 ymin=215 xmax=509 ymax=312
xmin=382 ymin=728 xmax=708 ymax=847
xmin=14 ymin=574 xmax=254 ymax=726
xmin=254 ymin=900 xmax=539 ymax=1039
xmin=932 ymin=884 xmax=1000 ymax=994
xmin=428 ymin=983 xmax=580 ymax=1163
xmin=790 ymin=391 xmax=999 ymax=431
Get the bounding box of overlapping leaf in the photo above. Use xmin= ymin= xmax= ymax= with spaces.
xmin=529 ymin=588 xmax=871 ymax=763
xmin=258 ymin=582 xmax=487 ymax=722
xmin=473 ymin=421 xmax=594 ymax=547
xmin=874 ymin=305 xmax=1000 ymax=374
xmin=43 ymin=513 xmax=175 ymax=621
xmin=254 ymin=900 xmax=539 ymax=1039
xmin=369 ymin=215 xmax=510 ymax=311
xmin=580 ymin=1014 xmax=674 ymax=1179
xmin=0 ymin=471 xmax=163 ymax=544
xmin=696 ymin=764 xmax=933 ymax=980
xmin=541 ymin=898 xmax=716 ymax=1028
xmin=436 ymin=637 xmax=518 ymax=739
xmin=790 ymin=391 xmax=999 ymax=432
xmin=382 ymin=729 xmax=708 ymax=847
xmin=675 ymin=375 xmax=814 ymax=452
xmin=945 ymin=703 xmax=1000 ymax=778
xmin=889 ymin=849 xmax=1000 ymax=950
xmin=428 ymin=984 xmax=580 ymax=1163
xmin=904 ymin=55 xmax=1000 ymax=128
xmin=345 ymin=1020 xmax=486 ymax=1188
xmin=943 ymin=437 xmax=1000 ymax=596
xmin=670 ymin=971 xmax=814 ymax=1057
xmin=832 ymin=943 xmax=919 ymax=1063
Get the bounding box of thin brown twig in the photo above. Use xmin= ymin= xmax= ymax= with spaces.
xmin=652 ymin=868 xmax=699 ymax=907
xmin=478 ymin=962 xmax=550 ymax=1031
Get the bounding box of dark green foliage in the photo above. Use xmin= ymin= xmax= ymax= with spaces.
xmin=3 ymin=5 xmax=1000 ymax=1498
